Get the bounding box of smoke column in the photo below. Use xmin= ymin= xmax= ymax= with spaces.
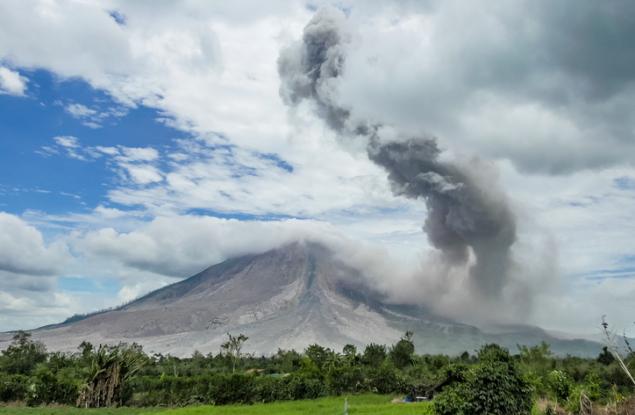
xmin=278 ymin=8 xmax=517 ymax=299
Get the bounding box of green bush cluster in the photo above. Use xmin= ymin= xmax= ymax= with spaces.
xmin=1 ymin=331 xmax=633 ymax=411
xmin=129 ymin=372 xmax=327 ymax=406
xmin=434 ymin=345 xmax=533 ymax=415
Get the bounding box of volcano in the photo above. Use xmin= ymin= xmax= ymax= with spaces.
xmin=1 ymin=241 xmax=600 ymax=356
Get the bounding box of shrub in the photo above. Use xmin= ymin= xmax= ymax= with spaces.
xmin=434 ymin=344 xmax=533 ymax=415
xmin=0 ymin=373 xmax=29 ymax=402
xmin=366 ymin=360 xmax=400 ymax=394
xmin=390 ymin=332 xmax=415 ymax=369
xmin=546 ymin=370 xmax=572 ymax=401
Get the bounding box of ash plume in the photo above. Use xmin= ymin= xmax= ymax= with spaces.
xmin=278 ymin=7 xmax=518 ymax=300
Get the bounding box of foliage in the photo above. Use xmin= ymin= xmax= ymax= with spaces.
xmin=545 ymin=370 xmax=572 ymax=402
xmin=76 ymin=343 xmax=146 ymax=408
xmin=0 ymin=394 xmax=433 ymax=414
xmin=362 ymin=343 xmax=387 ymax=367
xmin=434 ymin=344 xmax=534 ymax=415
xmin=1 ymin=331 xmax=634 ymax=410
xmin=220 ymin=333 xmax=249 ymax=373
xmin=389 ymin=331 xmax=415 ymax=369
xmin=0 ymin=332 xmax=47 ymax=375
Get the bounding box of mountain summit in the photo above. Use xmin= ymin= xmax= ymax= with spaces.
xmin=2 ymin=241 xmax=599 ymax=356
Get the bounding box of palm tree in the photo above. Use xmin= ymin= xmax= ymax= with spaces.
xmin=76 ymin=343 xmax=145 ymax=407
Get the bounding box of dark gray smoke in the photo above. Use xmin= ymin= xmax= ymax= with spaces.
xmin=278 ymin=7 xmax=517 ymax=299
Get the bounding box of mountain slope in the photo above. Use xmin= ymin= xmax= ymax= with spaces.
xmin=1 ymin=241 xmax=601 ymax=357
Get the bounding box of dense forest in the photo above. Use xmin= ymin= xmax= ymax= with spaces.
xmin=0 ymin=331 xmax=633 ymax=414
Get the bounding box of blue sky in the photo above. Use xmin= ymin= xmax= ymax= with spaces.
xmin=0 ymin=0 xmax=634 ymax=335
xmin=1 ymin=70 xmax=175 ymax=214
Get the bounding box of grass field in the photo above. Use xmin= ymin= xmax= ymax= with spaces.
xmin=0 ymin=395 xmax=434 ymax=415
xmin=158 ymin=395 xmax=434 ymax=415
xmin=0 ymin=407 xmax=163 ymax=415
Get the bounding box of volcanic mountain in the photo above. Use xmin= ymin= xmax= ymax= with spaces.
xmin=1 ymin=241 xmax=600 ymax=356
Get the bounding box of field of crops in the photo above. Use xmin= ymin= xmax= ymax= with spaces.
xmin=0 ymin=395 xmax=433 ymax=415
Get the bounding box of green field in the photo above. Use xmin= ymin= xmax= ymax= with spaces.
xmin=0 ymin=395 xmax=433 ymax=415
xmin=0 ymin=407 xmax=163 ymax=415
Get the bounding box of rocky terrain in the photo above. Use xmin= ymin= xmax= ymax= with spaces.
xmin=0 ymin=241 xmax=600 ymax=356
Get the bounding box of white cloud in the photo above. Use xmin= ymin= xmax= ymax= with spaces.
xmin=95 ymin=146 xmax=119 ymax=156
xmin=0 ymin=66 xmax=27 ymax=96
xmin=2 ymin=1 xmax=635 ymax=334
xmin=53 ymin=135 xmax=79 ymax=149
xmin=39 ymin=137 xmax=165 ymax=186
xmin=66 ymin=103 xmax=97 ymax=118
xmin=0 ymin=284 xmax=119 ymax=331
xmin=75 ymin=215 xmax=348 ymax=278
xmin=51 ymin=135 xmax=88 ymax=160
xmin=121 ymin=163 xmax=162 ymax=185
xmin=64 ymin=102 xmax=128 ymax=128
xmin=0 ymin=213 xmax=76 ymax=330
xmin=0 ymin=212 xmax=68 ymax=276
xmin=117 ymin=146 xmax=159 ymax=162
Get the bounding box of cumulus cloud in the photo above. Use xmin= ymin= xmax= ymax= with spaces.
xmin=66 ymin=103 xmax=97 ymax=118
xmin=1 ymin=0 xmax=635 ymax=333
xmin=0 ymin=212 xmax=68 ymax=276
xmin=0 ymin=66 xmax=27 ymax=96
xmin=116 ymin=146 xmax=159 ymax=162
xmin=0 ymin=213 xmax=75 ymax=330
xmin=333 ymin=0 xmax=635 ymax=173
xmin=76 ymin=215 xmax=351 ymax=278
xmin=3 ymin=0 xmax=634 ymax=172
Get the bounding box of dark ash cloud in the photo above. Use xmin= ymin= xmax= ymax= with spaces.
xmin=278 ymin=7 xmax=517 ymax=300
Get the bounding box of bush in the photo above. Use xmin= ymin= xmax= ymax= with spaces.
xmin=390 ymin=332 xmax=415 ymax=369
xmin=546 ymin=370 xmax=572 ymax=402
xmin=27 ymin=366 xmax=79 ymax=405
xmin=0 ymin=374 xmax=29 ymax=402
xmin=366 ymin=360 xmax=400 ymax=394
xmin=284 ymin=373 xmax=327 ymax=400
xmin=208 ymin=373 xmax=255 ymax=405
xmin=434 ymin=344 xmax=533 ymax=415
xmin=325 ymin=364 xmax=363 ymax=394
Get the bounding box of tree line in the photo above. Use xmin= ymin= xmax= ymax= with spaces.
xmin=0 ymin=330 xmax=633 ymax=414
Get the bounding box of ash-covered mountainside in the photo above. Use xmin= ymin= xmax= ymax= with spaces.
xmin=1 ymin=241 xmax=599 ymax=356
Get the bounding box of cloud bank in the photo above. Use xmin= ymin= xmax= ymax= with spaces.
xmin=0 ymin=0 xmax=634 ymax=333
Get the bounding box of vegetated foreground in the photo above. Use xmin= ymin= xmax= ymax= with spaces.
xmin=0 ymin=407 xmax=160 ymax=415
xmin=1 ymin=329 xmax=634 ymax=414
xmin=0 ymin=395 xmax=433 ymax=415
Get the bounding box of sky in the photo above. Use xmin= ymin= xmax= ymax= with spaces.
xmin=0 ymin=0 xmax=634 ymax=336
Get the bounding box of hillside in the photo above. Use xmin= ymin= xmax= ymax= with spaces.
xmin=1 ymin=241 xmax=601 ymax=356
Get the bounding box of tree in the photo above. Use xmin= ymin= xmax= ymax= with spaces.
xmin=518 ymin=341 xmax=553 ymax=396
xmin=434 ymin=344 xmax=533 ymax=415
xmin=76 ymin=343 xmax=145 ymax=408
xmin=362 ymin=343 xmax=387 ymax=367
xmin=597 ymin=346 xmax=615 ymax=365
xmin=0 ymin=331 xmax=47 ymax=375
xmin=342 ymin=344 xmax=358 ymax=364
xmin=390 ymin=331 xmax=415 ymax=369
xmin=221 ymin=333 xmax=248 ymax=373
xmin=304 ymin=344 xmax=330 ymax=371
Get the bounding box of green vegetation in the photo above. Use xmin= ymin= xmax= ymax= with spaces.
xmin=434 ymin=345 xmax=533 ymax=414
xmin=4 ymin=395 xmax=430 ymax=415
xmin=1 ymin=330 xmax=634 ymax=414
xmin=154 ymin=395 xmax=433 ymax=415
xmin=0 ymin=408 xmax=162 ymax=414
